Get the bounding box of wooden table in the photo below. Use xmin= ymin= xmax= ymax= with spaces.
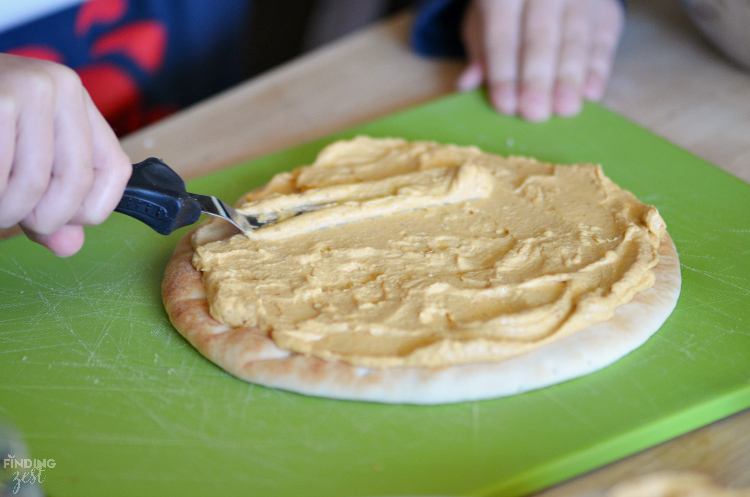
xmin=8 ymin=0 xmax=750 ymax=493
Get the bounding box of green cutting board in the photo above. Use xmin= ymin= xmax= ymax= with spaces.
xmin=1 ymin=91 xmax=749 ymax=497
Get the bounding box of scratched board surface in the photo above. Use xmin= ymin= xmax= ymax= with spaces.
xmin=1 ymin=92 xmax=749 ymax=497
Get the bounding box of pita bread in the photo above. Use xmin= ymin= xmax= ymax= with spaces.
xmin=162 ymin=195 xmax=680 ymax=405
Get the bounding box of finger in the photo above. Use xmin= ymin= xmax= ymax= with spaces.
xmin=0 ymin=73 xmax=55 ymax=229
xmin=0 ymin=94 xmax=16 ymax=203
xmin=22 ymin=223 xmax=85 ymax=258
xmin=519 ymin=0 xmax=566 ymax=121
xmin=583 ymin=0 xmax=624 ymax=100
xmin=461 ymin=0 xmax=486 ymax=63
xmin=21 ymin=67 xmax=94 ymax=235
xmin=553 ymin=0 xmax=593 ymax=116
xmin=69 ymin=89 xmax=131 ymax=226
xmin=481 ymin=0 xmax=525 ymax=114
xmin=457 ymin=61 xmax=485 ymax=91
xmin=459 ymin=1 xmax=487 ymax=91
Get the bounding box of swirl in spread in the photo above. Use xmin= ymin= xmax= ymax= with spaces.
xmin=192 ymin=137 xmax=665 ymax=368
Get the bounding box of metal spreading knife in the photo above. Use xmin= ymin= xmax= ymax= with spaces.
xmin=115 ymin=158 xmax=316 ymax=236
xmin=116 ymin=157 xmax=480 ymax=237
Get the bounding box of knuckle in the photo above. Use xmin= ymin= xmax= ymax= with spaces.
xmin=0 ymin=212 xmax=16 ymax=229
xmin=23 ymin=71 xmax=56 ymax=102
xmin=525 ymin=13 xmax=557 ymax=38
xmin=590 ymin=40 xmax=615 ymax=64
xmin=487 ymin=24 xmax=517 ymax=49
xmin=22 ymin=208 xmax=63 ymax=236
xmin=106 ymin=150 xmax=134 ymax=187
xmin=23 ymin=173 xmax=50 ymax=200
xmin=0 ymin=93 xmax=18 ymax=121
xmin=85 ymin=208 xmax=109 ymax=226
xmin=12 ymin=161 xmax=53 ymax=206
xmin=0 ymin=217 xmax=18 ymax=230
xmin=523 ymin=35 xmax=556 ymax=59
xmin=116 ymin=153 xmax=133 ymax=183
xmin=0 ymin=201 xmax=31 ymax=230
xmin=562 ymin=28 xmax=588 ymax=51
xmin=48 ymin=64 xmax=83 ymax=93
xmin=22 ymin=211 xmax=50 ymax=235
xmin=80 ymin=153 xmax=131 ymax=227
xmin=65 ymin=163 xmax=95 ymax=198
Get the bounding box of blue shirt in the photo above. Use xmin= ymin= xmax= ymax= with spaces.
xmin=0 ymin=0 xmax=251 ymax=135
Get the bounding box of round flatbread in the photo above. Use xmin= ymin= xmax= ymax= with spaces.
xmin=162 ymin=142 xmax=681 ymax=405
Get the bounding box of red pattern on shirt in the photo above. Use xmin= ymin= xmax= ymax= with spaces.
xmin=6 ymin=0 xmax=174 ymax=135
xmin=78 ymin=63 xmax=140 ymax=122
xmin=75 ymin=0 xmax=128 ymax=37
xmin=90 ymin=20 xmax=166 ymax=73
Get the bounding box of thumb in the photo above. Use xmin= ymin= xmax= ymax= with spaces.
xmin=22 ymin=224 xmax=85 ymax=257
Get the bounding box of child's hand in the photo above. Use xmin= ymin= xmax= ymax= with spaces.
xmin=0 ymin=54 xmax=131 ymax=257
xmin=458 ymin=0 xmax=625 ymax=121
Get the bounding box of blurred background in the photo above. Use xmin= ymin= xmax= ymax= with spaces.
xmin=243 ymin=0 xmax=416 ymax=79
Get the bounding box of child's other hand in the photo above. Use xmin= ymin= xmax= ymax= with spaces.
xmin=458 ymin=0 xmax=625 ymax=121
xmin=0 ymin=54 xmax=131 ymax=257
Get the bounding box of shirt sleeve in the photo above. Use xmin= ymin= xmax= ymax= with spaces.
xmin=411 ymin=0 xmax=471 ymax=58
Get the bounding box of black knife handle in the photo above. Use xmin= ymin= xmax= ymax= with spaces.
xmin=115 ymin=158 xmax=202 ymax=235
